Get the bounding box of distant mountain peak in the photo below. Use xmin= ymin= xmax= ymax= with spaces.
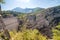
xmin=12 ymin=7 xmax=44 ymax=13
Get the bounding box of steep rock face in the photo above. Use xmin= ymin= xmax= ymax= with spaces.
xmin=25 ymin=6 xmax=60 ymax=39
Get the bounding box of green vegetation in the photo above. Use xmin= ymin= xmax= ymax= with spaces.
xmin=0 ymin=0 xmax=5 ymax=3
xmin=9 ymin=29 xmax=47 ymax=40
xmin=53 ymin=24 xmax=60 ymax=40
xmin=0 ymin=22 xmax=59 ymax=40
xmin=7 ymin=24 xmax=60 ymax=40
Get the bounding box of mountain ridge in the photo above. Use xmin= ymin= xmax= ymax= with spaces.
xmin=12 ymin=7 xmax=44 ymax=13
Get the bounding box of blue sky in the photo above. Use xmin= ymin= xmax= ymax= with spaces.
xmin=1 ymin=0 xmax=60 ymax=10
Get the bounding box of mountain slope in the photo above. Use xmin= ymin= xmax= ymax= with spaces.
xmin=23 ymin=5 xmax=60 ymax=39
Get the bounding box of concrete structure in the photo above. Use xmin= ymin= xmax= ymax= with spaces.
xmin=0 ymin=17 xmax=19 ymax=31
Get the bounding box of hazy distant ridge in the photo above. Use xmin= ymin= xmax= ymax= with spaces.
xmin=12 ymin=7 xmax=44 ymax=13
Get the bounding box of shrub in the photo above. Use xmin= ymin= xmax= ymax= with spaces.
xmin=10 ymin=29 xmax=47 ymax=40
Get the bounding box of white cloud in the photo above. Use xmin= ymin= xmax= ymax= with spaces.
xmin=16 ymin=0 xmax=30 ymax=3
